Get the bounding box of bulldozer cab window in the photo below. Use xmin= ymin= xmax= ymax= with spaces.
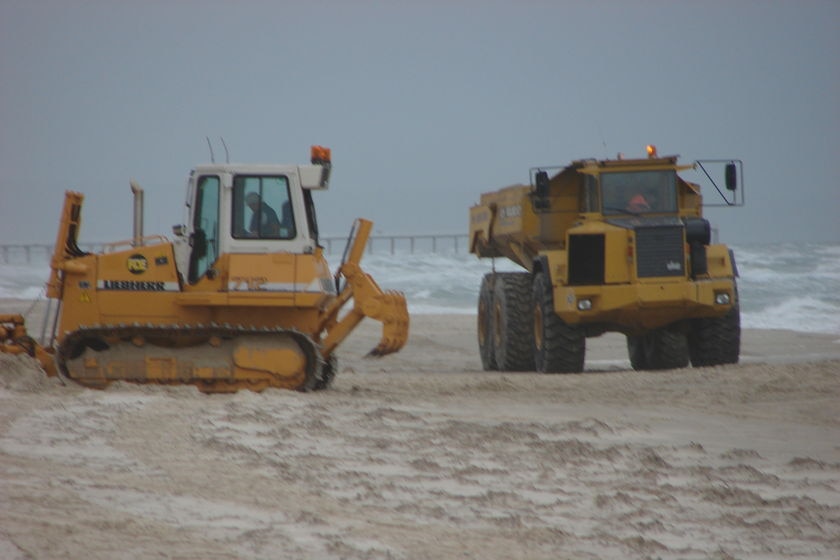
xmin=232 ymin=176 xmax=297 ymax=240
xmin=601 ymin=170 xmax=677 ymax=215
xmin=189 ymin=175 xmax=220 ymax=283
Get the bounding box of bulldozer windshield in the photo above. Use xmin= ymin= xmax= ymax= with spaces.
xmin=600 ymin=170 xmax=677 ymax=215
xmin=232 ymin=176 xmax=297 ymax=240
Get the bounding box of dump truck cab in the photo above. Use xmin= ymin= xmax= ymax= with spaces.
xmin=531 ymin=151 xmax=731 ymax=329
xmin=470 ymin=146 xmax=742 ymax=373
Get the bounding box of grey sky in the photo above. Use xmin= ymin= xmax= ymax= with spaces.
xmin=1 ymin=0 xmax=838 ymax=245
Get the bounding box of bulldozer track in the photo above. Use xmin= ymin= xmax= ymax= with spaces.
xmin=56 ymin=323 xmax=327 ymax=393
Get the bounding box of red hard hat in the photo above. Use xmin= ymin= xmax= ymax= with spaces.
xmin=628 ymin=194 xmax=649 ymax=211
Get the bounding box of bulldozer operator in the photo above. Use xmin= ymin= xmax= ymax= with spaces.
xmin=246 ymin=192 xmax=280 ymax=235
xmin=246 ymin=192 xmax=281 ymax=236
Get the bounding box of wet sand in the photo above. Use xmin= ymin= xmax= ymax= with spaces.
xmin=1 ymin=303 xmax=839 ymax=559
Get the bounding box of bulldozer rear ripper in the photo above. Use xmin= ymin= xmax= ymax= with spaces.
xmin=1 ymin=146 xmax=409 ymax=392
xmin=470 ymin=145 xmax=742 ymax=373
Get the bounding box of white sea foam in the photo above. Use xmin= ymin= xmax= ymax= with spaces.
xmin=741 ymin=295 xmax=840 ymax=334
xmin=0 ymin=264 xmax=50 ymax=300
xmin=2 ymin=243 xmax=838 ymax=334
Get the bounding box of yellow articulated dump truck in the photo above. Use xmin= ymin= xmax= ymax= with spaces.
xmin=0 ymin=146 xmax=409 ymax=392
xmin=469 ymin=145 xmax=742 ymax=373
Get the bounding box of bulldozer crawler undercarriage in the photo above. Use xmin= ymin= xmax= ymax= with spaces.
xmin=56 ymin=324 xmax=327 ymax=393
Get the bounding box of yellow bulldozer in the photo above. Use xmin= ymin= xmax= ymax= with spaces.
xmin=1 ymin=146 xmax=409 ymax=392
xmin=470 ymin=145 xmax=742 ymax=373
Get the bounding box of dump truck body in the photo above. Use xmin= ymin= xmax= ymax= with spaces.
xmin=470 ymin=147 xmax=741 ymax=372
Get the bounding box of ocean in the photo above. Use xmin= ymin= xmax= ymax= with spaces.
xmin=1 ymin=242 xmax=838 ymax=335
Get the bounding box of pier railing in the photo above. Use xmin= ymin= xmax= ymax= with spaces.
xmin=0 ymin=234 xmax=470 ymax=264
xmin=0 ymin=244 xmax=56 ymax=265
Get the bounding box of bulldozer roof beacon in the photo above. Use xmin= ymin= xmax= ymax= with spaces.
xmin=0 ymin=145 xmax=409 ymax=393
xmin=470 ymin=145 xmax=743 ymax=374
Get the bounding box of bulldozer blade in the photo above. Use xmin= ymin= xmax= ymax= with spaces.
xmin=1 ymin=314 xmax=57 ymax=376
xmin=365 ymin=290 xmax=409 ymax=357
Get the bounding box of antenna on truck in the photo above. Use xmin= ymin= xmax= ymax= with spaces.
xmin=598 ymin=125 xmax=608 ymax=159
xmin=206 ymin=137 xmax=216 ymax=163
xmin=204 ymin=137 xmax=230 ymax=163
xmin=220 ymin=137 xmax=230 ymax=164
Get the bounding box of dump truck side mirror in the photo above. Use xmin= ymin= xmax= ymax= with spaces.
xmin=535 ymin=170 xmax=550 ymax=198
xmin=694 ymin=159 xmax=744 ymax=207
xmin=725 ymin=162 xmax=737 ymax=191
xmin=532 ymin=170 xmax=551 ymax=210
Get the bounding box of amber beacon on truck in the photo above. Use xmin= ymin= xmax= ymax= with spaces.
xmin=469 ymin=145 xmax=743 ymax=373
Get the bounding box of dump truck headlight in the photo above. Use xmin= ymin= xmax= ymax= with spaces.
xmin=577 ymin=298 xmax=592 ymax=311
xmin=715 ymin=292 xmax=731 ymax=305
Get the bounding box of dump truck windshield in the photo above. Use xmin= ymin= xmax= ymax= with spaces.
xmin=601 ymin=170 xmax=677 ymax=215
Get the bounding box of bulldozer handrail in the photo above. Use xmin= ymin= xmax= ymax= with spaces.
xmin=101 ymin=235 xmax=170 ymax=252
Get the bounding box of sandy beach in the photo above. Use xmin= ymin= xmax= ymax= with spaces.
xmin=1 ymin=302 xmax=839 ymax=559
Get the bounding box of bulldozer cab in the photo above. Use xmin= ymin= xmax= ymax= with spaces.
xmin=177 ymin=160 xmax=328 ymax=284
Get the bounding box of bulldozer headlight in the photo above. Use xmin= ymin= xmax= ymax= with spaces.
xmin=577 ymin=298 xmax=593 ymax=311
xmin=715 ymin=292 xmax=731 ymax=305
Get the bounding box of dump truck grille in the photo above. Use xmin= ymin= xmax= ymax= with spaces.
xmin=635 ymin=226 xmax=685 ymax=278
xmin=568 ymin=234 xmax=605 ymax=285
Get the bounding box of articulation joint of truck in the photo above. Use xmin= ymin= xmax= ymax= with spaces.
xmin=470 ymin=145 xmax=743 ymax=373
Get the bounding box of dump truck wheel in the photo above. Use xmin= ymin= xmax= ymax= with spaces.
xmin=626 ymin=335 xmax=648 ymax=370
xmin=477 ymin=273 xmax=498 ymax=371
xmin=627 ymin=327 xmax=689 ymax=371
xmin=492 ymin=272 xmax=535 ymax=371
xmin=647 ymin=327 xmax=689 ymax=370
xmin=532 ymin=271 xmax=584 ymax=373
xmin=688 ymin=304 xmax=741 ymax=367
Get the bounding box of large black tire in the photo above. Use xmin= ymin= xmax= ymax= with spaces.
xmin=688 ymin=304 xmax=741 ymax=367
xmin=626 ymin=335 xmax=648 ymax=370
xmin=492 ymin=272 xmax=535 ymax=371
xmin=532 ymin=271 xmax=585 ymax=373
xmin=626 ymin=327 xmax=689 ymax=371
xmin=477 ymin=273 xmax=497 ymax=371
